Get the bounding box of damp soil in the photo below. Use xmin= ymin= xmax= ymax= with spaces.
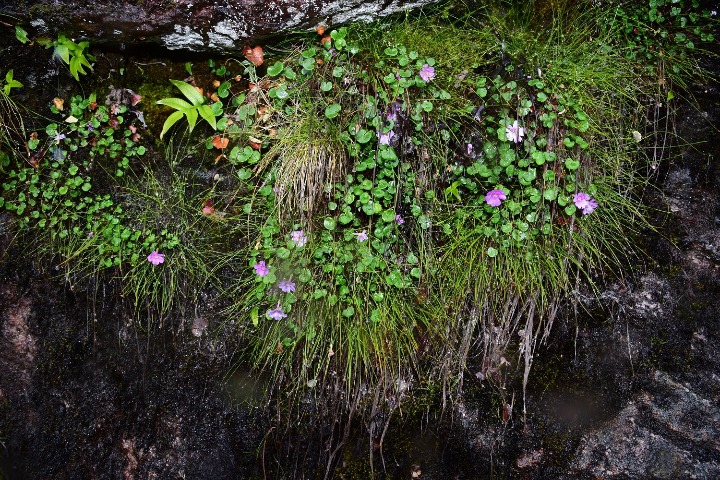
xmin=1 ymin=22 xmax=719 ymax=480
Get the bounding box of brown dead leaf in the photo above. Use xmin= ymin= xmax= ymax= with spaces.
xmin=248 ymin=137 xmax=262 ymax=150
xmin=502 ymin=402 xmax=512 ymax=422
xmin=212 ymin=80 xmax=221 ymax=88
xmin=243 ymin=45 xmax=264 ymax=67
xmin=130 ymin=94 xmax=142 ymax=106
xmin=212 ymin=136 xmax=229 ymax=149
xmin=234 ymin=75 xmax=242 ymax=82
xmin=89 ymin=101 xmax=98 ymax=111
xmin=316 ymin=25 xmax=326 ymax=36
xmin=210 ymin=93 xmax=220 ymax=103
xmin=53 ymin=98 xmax=64 ymax=110
xmin=214 ymin=154 xmax=225 ymax=164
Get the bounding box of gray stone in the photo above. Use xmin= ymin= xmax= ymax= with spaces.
xmin=565 ymin=371 xmax=720 ymax=479
xmin=1 ymin=0 xmax=441 ymax=53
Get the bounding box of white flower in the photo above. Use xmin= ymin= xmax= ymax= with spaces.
xmin=505 ymin=120 xmax=525 ymax=143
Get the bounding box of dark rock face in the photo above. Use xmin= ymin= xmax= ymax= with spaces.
xmin=0 ymin=264 xmax=265 ymax=479
xmin=2 ymin=0 xmax=439 ymax=52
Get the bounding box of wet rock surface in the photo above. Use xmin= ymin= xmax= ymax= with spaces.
xmin=1 ymin=0 xmax=440 ymax=53
xmin=0 ymin=263 xmax=266 ymax=479
xmin=556 ymin=52 xmax=720 ymax=479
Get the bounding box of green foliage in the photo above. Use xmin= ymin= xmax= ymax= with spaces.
xmin=38 ymin=34 xmax=94 ymax=81
xmin=0 ymin=93 xmax=175 ymax=269
xmin=156 ymin=80 xmax=220 ymax=138
xmin=14 ymin=26 xmax=29 ymax=44
xmin=2 ymin=70 xmax=22 ymax=95
xmin=603 ymin=0 xmax=715 ymax=79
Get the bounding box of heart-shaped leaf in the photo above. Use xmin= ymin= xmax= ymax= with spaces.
xmin=243 ymin=45 xmax=264 ymax=66
xmin=212 ymin=136 xmax=228 ymax=149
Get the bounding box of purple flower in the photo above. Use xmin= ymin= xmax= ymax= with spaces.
xmin=505 ymin=120 xmax=525 ymax=143
xmin=466 ymin=143 xmax=473 ymax=155
xmin=419 ymin=64 xmax=435 ymax=82
xmin=147 ymin=251 xmax=165 ymax=266
xmin=291 ymin=230 xmax=307 ymax=247
xmin=354 ymin=230 xmax=368 ymax=242
xmin=386 ymin=110 xmax=397 ymax=122
xmin=573 ymin=192 xmax=598 ymax=215
xmin=253 ymin=260 xmax=270 ymax=277
xmin=278 ymin=279 xmax=296 ymax=293
xmin=395 ymin=214 xmax=404 ymax=225
xmin=52 ymin=133 xmax=66 ymax=144
xmin=378 ymin=130 xmax=395 ymax=145
xmin=266 ymin=302 xmax=287 ymax=320
xmin=484 ymin=189 xmax=507 ymax=207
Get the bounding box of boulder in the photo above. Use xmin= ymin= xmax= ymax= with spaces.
xmin=2 ymin=0 xmax=440 ymax=52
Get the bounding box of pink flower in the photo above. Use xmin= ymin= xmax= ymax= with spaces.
xmin=291 ymin=230 xmax=307 ymax=247
xmin=267 ymin=302 xmax=287 ymax=320
xmin=573 ymin=192 xmax=598 ymax=215
xmin=147 ymin=251 xmax=165 ymax=266
xmin=278 ymin=280 xmax=296 ymax=293
xmin=253 ymin=260 xmax=270 ymax=277
xmin=505 ymin=120 xmax=525 ymax=143
xmin=354 ymin=230 xmax=368 ymax=242
xmin=419 ymin=64 xmax=435 ymax=82
xmin=484 ymin=189 xmax=507 ymax=207
xmin=395 ymin=214 xmax=404 ymax=225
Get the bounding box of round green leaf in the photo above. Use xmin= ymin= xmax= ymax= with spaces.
xmin=267 ymin=61 xmax=284 ymax=76
xmin=565 ymin=158 xmax=580 ymax=171
xmin=325 ymin=103 xmax=341 ymax=119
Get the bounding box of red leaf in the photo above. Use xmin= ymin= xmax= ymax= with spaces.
xmin=243 ymin=45 xmax=264 ymax=67
xmin=212 ymin=136 xmax=229 ymax=149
